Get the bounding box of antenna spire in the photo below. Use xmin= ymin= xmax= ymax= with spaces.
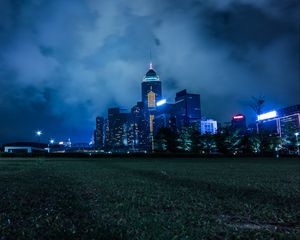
xmin=149 ymin=48 xmax=153 ymax=69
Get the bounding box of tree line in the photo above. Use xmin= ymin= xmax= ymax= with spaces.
xmin=154 ymin=125 xmax=298 ymax=155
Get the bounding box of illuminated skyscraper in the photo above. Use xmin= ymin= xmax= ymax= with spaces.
xmin=154 ymin=103 xmax=177 ymax=135
xmin=94 ymin=116 xmax=105 ymax=149
xmin=141 ymin=63 xmax=162 ymax=110
xmin=106 ymin=108 xmax=130 ymax=151
xmin=129 ymin=101 xmax=148 ymax=150
xmin=175 ymin=89 xmax=201 ymax=130
xmin=141 ymin=63 xmax=162 ymax=151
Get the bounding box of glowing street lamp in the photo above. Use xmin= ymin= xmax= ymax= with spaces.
xmin=48 ymin=139 xmax=54 ymax=153
xmin=36 ymin=130 xmax=42 ymax=136
xmin=36 ymin=130 xmax=42 ymax=143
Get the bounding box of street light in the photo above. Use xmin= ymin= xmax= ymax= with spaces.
xmin=48 ymin=139 xmax=54 ymax=153
xmin=295 ymin=132 xmax=299 ymax=155
xmin=36 ymin=130 xmax=42 ymax=143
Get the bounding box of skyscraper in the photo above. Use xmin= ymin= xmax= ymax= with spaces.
xmin=231 ymin=114 xmax=247 ymax=130
xmin=141 ymin=63 xmax=162 ymax=151
xmin=106 ymin=108 xmax=130 ymax=151
xmin=129 ymin=101 xmax=148 ymax=151
xmin=141 ymin=63 xmax=162 ymax=110
xmin=175 ymin=89 xmax=201 ymax=130
xmin=94 ymin=116 xmax=105 ymax=149
xmin=154 ymin=103 xmax=177 ymax=135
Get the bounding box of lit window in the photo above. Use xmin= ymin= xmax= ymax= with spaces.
xmin=148 ymin=91 xmax=156 ymax=108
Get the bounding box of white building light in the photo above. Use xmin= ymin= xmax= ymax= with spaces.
xmin=156 ymin=99 xmax=166 ymax=106
xmin=257 ymin=111 xmax=277 ymax=121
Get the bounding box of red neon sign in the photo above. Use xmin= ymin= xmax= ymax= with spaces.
xmin=233 ymin=115 xmax=244 ymax=120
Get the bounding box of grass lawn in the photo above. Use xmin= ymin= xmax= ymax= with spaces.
xmin=0 ymin=157 xmax=299 ymax=239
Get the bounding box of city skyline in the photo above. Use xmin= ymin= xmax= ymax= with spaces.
xmin=0 ymin=0 xmax=299 ymax=144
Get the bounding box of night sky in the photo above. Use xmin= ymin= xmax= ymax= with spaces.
xmin=0 ymin=0 xmax=299 ymax=144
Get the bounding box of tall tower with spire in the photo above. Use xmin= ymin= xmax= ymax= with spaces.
xmin=141 ymin=62 xmax=162 ymax=151
xmin=141 ymin=62 xmax=162 ymax=109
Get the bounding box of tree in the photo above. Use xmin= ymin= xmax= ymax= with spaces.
xmin=264 ymin=133 xmax=281 ymax=154
xmin=154 ymin=137 xmax=168 ymax=152
xmin=280 ymin=123 xmax=299 ymax=153
xmin=215 ymin=127 xmax=242 ymax=154
xmin=199 ymin=133 xmax=217 ymax=154
xmin=249 ymin=96 xmax=265 ymax=116
xmin=248 ymin=133 xmax=261 ymax=154
xmin=249 ymin=96 xmax=265 ymax=134
xmin=154 ymin=127 xmax=178 ymax=152
xmin=176 ymin=126 xmax=196 ymax=152
xmin=191 ymin=129 xmax=202 ymax=153
xmin=246 ymin=131 xmax=281 ymax=155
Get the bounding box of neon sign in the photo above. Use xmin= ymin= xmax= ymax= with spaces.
xmin=257 ymin=111 xmax=277 ymax=121
xmin=233 ymin=115 xmax=244 ymax=120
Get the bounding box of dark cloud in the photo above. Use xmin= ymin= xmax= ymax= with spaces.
xmin=205 ymin=4 xmax=293 ymax=47
xmin=0 ymin=0 xmax=299 ymax=144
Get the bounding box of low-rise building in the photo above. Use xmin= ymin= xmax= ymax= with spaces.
xmin=201 ymin=119 xmax=218 ymax=135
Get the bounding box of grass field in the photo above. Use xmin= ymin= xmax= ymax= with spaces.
xmin=0 ymin=157 xmax=299 ymax=239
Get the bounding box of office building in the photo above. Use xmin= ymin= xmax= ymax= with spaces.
xmin=141 ymin=63 xmax=162 ymax=150
xmin=154 ymin=103 xmax=176 ymax=135
xmin=201 ymin=119 xmax=218 ymax=135
xmin=257 ymin=104 xmax=300 ymax=138
xmin=231 ymin=114 xmax=246 ymax=130
xmin=94 ymin=116 xmax=105 ymax=149
xmin=175 ymin=89 xmax=201 ymax=130
xmin=128 ymin=102 xmax=148 ymax=151
xmin=141 ymin=63 xmax=162 ymax=110
xmin=106 ymin=108 xmax=130 ymax=150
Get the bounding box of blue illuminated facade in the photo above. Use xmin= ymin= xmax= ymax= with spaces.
xmin=141 ymin=63 xmax=162 ymax=110
xmin=257 ymin=104 xmax=300 ymax=138
xmin=175 ymin=89 xmax=201 ymax=130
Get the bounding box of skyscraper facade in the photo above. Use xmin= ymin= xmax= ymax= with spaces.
xmin=129 ymin=101 xmax=148 ymax=151
xmin=141 ymin=63 xmax=162 ymax=110
xmin=154 ymin=103 xmax=177 ymax=135
xmin=231 ymin=114 xmax=247 ymax=130
xmin=94 ymin=116 xmax=105 ymax=149
xmin=106 ymin=108 xmax=130 ymax=150
xmin=175 ymin=89 xmax=201 ymax=130
xmin=201 ymin=119 xmax=218 ymax=135
xmin=141 ymin=63 xmax=162 ymax=150
xmin=258 ymin=104 xmax=300 ymax=138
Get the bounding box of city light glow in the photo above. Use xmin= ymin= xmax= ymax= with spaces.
xmin=257 ymin=111 xmax=277 ymax=121
xmin=156 ymin=99 xmax=166 ymax=106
